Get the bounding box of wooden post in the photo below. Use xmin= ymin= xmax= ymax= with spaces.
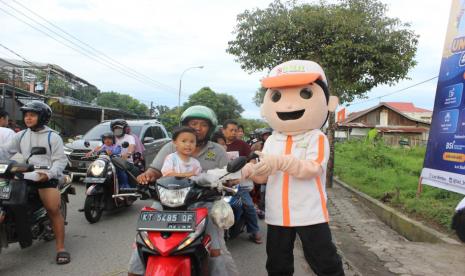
xmin=416 ymin=176 xmax=423 ymax=197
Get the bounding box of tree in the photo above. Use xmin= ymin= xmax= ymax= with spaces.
xmin=156 ymin=106 xmax=180 ymax=134
xmin=253 ymin=87 xmax=267 ymax=107
xmin=227 ymin=0 xmax=418 ymax=186
xmin=97 ymin=91 xmax=149 ymax=117
xmin=237 ymin=118 xmax=269 ymax=138
xmin=183 ymin=87 xmax=244 ymax=124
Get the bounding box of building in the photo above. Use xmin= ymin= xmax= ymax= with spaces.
xmin=336 ymin=102 xmax=432 ymax=146
xmin=0 ymin=57 xmax=141 ymax=137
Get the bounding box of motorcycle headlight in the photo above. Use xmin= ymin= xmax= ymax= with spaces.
xmin=89 ymin=160 xmax=105 ymax=176
xmin=157 ymin=186 xmax=191 ymax=207
xmin=64 ymin=146 xmax=73 ymax=155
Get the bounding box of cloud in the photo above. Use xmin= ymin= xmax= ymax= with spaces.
xmin=0 ymin=0 xmax=453 ymax=119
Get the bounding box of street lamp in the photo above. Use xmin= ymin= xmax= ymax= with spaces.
xmin=178 ymin=65 xmax=204 ymax=115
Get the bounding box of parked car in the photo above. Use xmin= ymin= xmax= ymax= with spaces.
xmin=64 ymin=119 xmax=170 ymax=181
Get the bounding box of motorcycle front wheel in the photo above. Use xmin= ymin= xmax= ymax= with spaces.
xmin=84 ymin=195 xmax=103 ymax=223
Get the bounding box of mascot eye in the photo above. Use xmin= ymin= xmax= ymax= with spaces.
xmin=270 ymin=90 xmax=281 ymax=102
xmin=300 ymin=88 xmax=313 ymax=99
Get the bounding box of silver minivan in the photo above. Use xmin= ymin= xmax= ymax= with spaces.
xmin=64 ymin=119 xmax=171 ymax=180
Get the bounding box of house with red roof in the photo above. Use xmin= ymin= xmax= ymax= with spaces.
xmin=336 ymin=102 xmax=432 ymax=146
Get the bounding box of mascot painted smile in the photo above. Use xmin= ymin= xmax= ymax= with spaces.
xmin=243 ymin=60 xmax=345 ymax=276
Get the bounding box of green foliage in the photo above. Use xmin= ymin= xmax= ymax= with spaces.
xmin=335 ymin=141 xmax=463 ymax=230
xmin=183 ymin=87 xmax=244 ymax=124
xmin=237 ymin=118 xmax=269 ymax=138
xmin=253 ymin=87 xmax=267 ymax=107
xmin=156 ymin=106 xmax=180 ymax=134
xmin=97 ymin=91 xmax=149 ymax=117
xmin=228 ymin=0 xmax=418 ymax=103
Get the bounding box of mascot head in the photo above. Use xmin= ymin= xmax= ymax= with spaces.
xmin=260 ymin=60 xmax=338 ymax=135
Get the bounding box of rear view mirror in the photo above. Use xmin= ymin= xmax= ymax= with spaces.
xmin=30 ymin=147 xmax=46 ymax=156
xmin=26 ymin=147 xmax=47 ymax=164
xmin=227 ymin=156 xmax=247 ymax=173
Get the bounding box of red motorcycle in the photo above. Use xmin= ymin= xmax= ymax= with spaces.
xmin=119 ymin=157 xmax=246 ymax=276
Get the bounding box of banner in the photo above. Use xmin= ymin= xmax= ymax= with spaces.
xmin=421 ymin=0 xmax=465 ymax=195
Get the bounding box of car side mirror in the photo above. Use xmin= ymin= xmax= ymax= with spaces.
xmin=122 ymin=141 xmax=129 ymax=148
xmin=226 ymin=156 xmax=247 ymax=173
xmin=84 ymin=141 xmax=90 ymax=148
xmin=143 ymin=137 xmax=155 ymax=144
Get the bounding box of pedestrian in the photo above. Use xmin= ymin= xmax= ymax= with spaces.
xmin=242 ymin=60 xmax=344 ymax=276
xmin=237 ymin=124 xmax=245 ymax=141
xmin=129 ymin=105 xmax=239 ymax=276
xmin=211 ymin=130 xmax=227 ymax=151
xmin=0 ymin=109 xmax=14 ymax=144
xmin=223 ymin=119 xmax=262 ymax=244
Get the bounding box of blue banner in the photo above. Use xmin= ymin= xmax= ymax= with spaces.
xmin=421 ymin=0 xmax=465 ymax=195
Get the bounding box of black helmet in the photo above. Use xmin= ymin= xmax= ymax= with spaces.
xmin=110 ymin=119 xmax=128 ymax=130
xmin=20 ymin=101 xmax=52 ymax=129
xmin=101 ymin=132 xmax=115 ymax=144
xmin=110 ymin=119 xmax=128 ymax=137
xmin=259 ymin=127 xmax=273 ymax=136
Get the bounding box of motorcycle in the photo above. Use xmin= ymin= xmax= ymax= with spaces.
xmin=121 ymin=156 xmax=247 ymax=276
xmin=0 ymin=147 xmax=75 ymax=252
xmin=81 ymin=142 xmax=141 ymax=223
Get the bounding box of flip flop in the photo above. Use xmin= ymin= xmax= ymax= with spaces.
xmin=56 ymin=251 xmax=71 ymax=265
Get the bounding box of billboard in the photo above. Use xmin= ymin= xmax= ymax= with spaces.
xmin=421 ymin=0 xmax=465 ymax=195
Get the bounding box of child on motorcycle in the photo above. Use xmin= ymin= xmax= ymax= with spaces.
xmin=86 ymin=133 xmax=130 ymax=189
xmin=161 ymin=127 xmax=202 ymax=178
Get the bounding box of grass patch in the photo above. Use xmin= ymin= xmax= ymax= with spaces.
xmin=334 ymin=140 xmax=463 ymax=231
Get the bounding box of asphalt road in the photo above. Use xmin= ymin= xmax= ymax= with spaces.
xmin=0 ymin=182 xmax=314 ymax=276
xmin=11 ymin=179 xmax=463 ymax=276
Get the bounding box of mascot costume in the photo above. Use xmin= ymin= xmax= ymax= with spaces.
xmin=242 ymin=60 xmax=345 ymax=276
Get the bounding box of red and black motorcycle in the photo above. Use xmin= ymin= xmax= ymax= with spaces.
xmin=120 ymin=157 xmax=247 ymax=276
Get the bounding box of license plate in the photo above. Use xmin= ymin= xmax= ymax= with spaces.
xmin=83 ymin=177 xmax=106 ymax=183
xmin=137 ymin=211 xmax=196 ymax=232
xmin=0 ymin=182 xmax=11 ymax=200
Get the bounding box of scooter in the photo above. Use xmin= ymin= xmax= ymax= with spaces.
xmin=0 ymin=147 xmax=75 ymax=252
xmin=121 ymin=156 xmax=247 ymax=276
xmin=80 ymin=142 xmax=141 ymax=223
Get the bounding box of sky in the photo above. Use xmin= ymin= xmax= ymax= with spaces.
xmin=0 ymin=0 xmax=452 ymax=119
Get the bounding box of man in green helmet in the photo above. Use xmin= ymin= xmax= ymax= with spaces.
xmin=128 ymin=105 xmax=238 ymax=276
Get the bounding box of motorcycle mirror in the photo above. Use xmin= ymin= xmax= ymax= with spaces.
xmin=226 ymin=156 xmax=247 ymax=173
xmin=247 ymin=152 xmax=259 ymax=161
xmin=30 ymin=147 xmax=46 ymax=156
xmin=121 ymin=141 xmax=129 ymax=148
xmin=84 ymin=141 xmax=90 ymax=148
xmin=26 ymin=147 xmax=47 ymax=164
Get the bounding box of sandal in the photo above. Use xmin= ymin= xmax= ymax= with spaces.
xmin=56 ymin=251 xmax=71 ymax=265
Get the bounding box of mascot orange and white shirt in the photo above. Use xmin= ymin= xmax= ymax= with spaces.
xmin=263 ymin=129 xmax=330 ymax=227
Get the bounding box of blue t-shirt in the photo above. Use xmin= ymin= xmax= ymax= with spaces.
xmin=99 ymin=144 xmax=122 ymax=155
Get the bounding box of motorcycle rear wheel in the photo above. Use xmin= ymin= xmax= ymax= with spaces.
xmin=84 ymin=195 xmax=103 ymax=223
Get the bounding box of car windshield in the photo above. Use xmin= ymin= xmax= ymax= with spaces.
xmin=83 ymin=124 xmax=142 ymax=140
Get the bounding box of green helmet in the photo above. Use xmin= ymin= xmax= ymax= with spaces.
xmin=181 ymin=105 xmax=218 ymax=138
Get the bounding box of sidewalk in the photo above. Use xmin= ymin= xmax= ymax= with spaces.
xmin=328 ymin=182 xmax=465 ymax=276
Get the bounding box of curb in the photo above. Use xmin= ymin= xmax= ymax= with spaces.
xmin=334 ymin=177 xmax=460 ymax=245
